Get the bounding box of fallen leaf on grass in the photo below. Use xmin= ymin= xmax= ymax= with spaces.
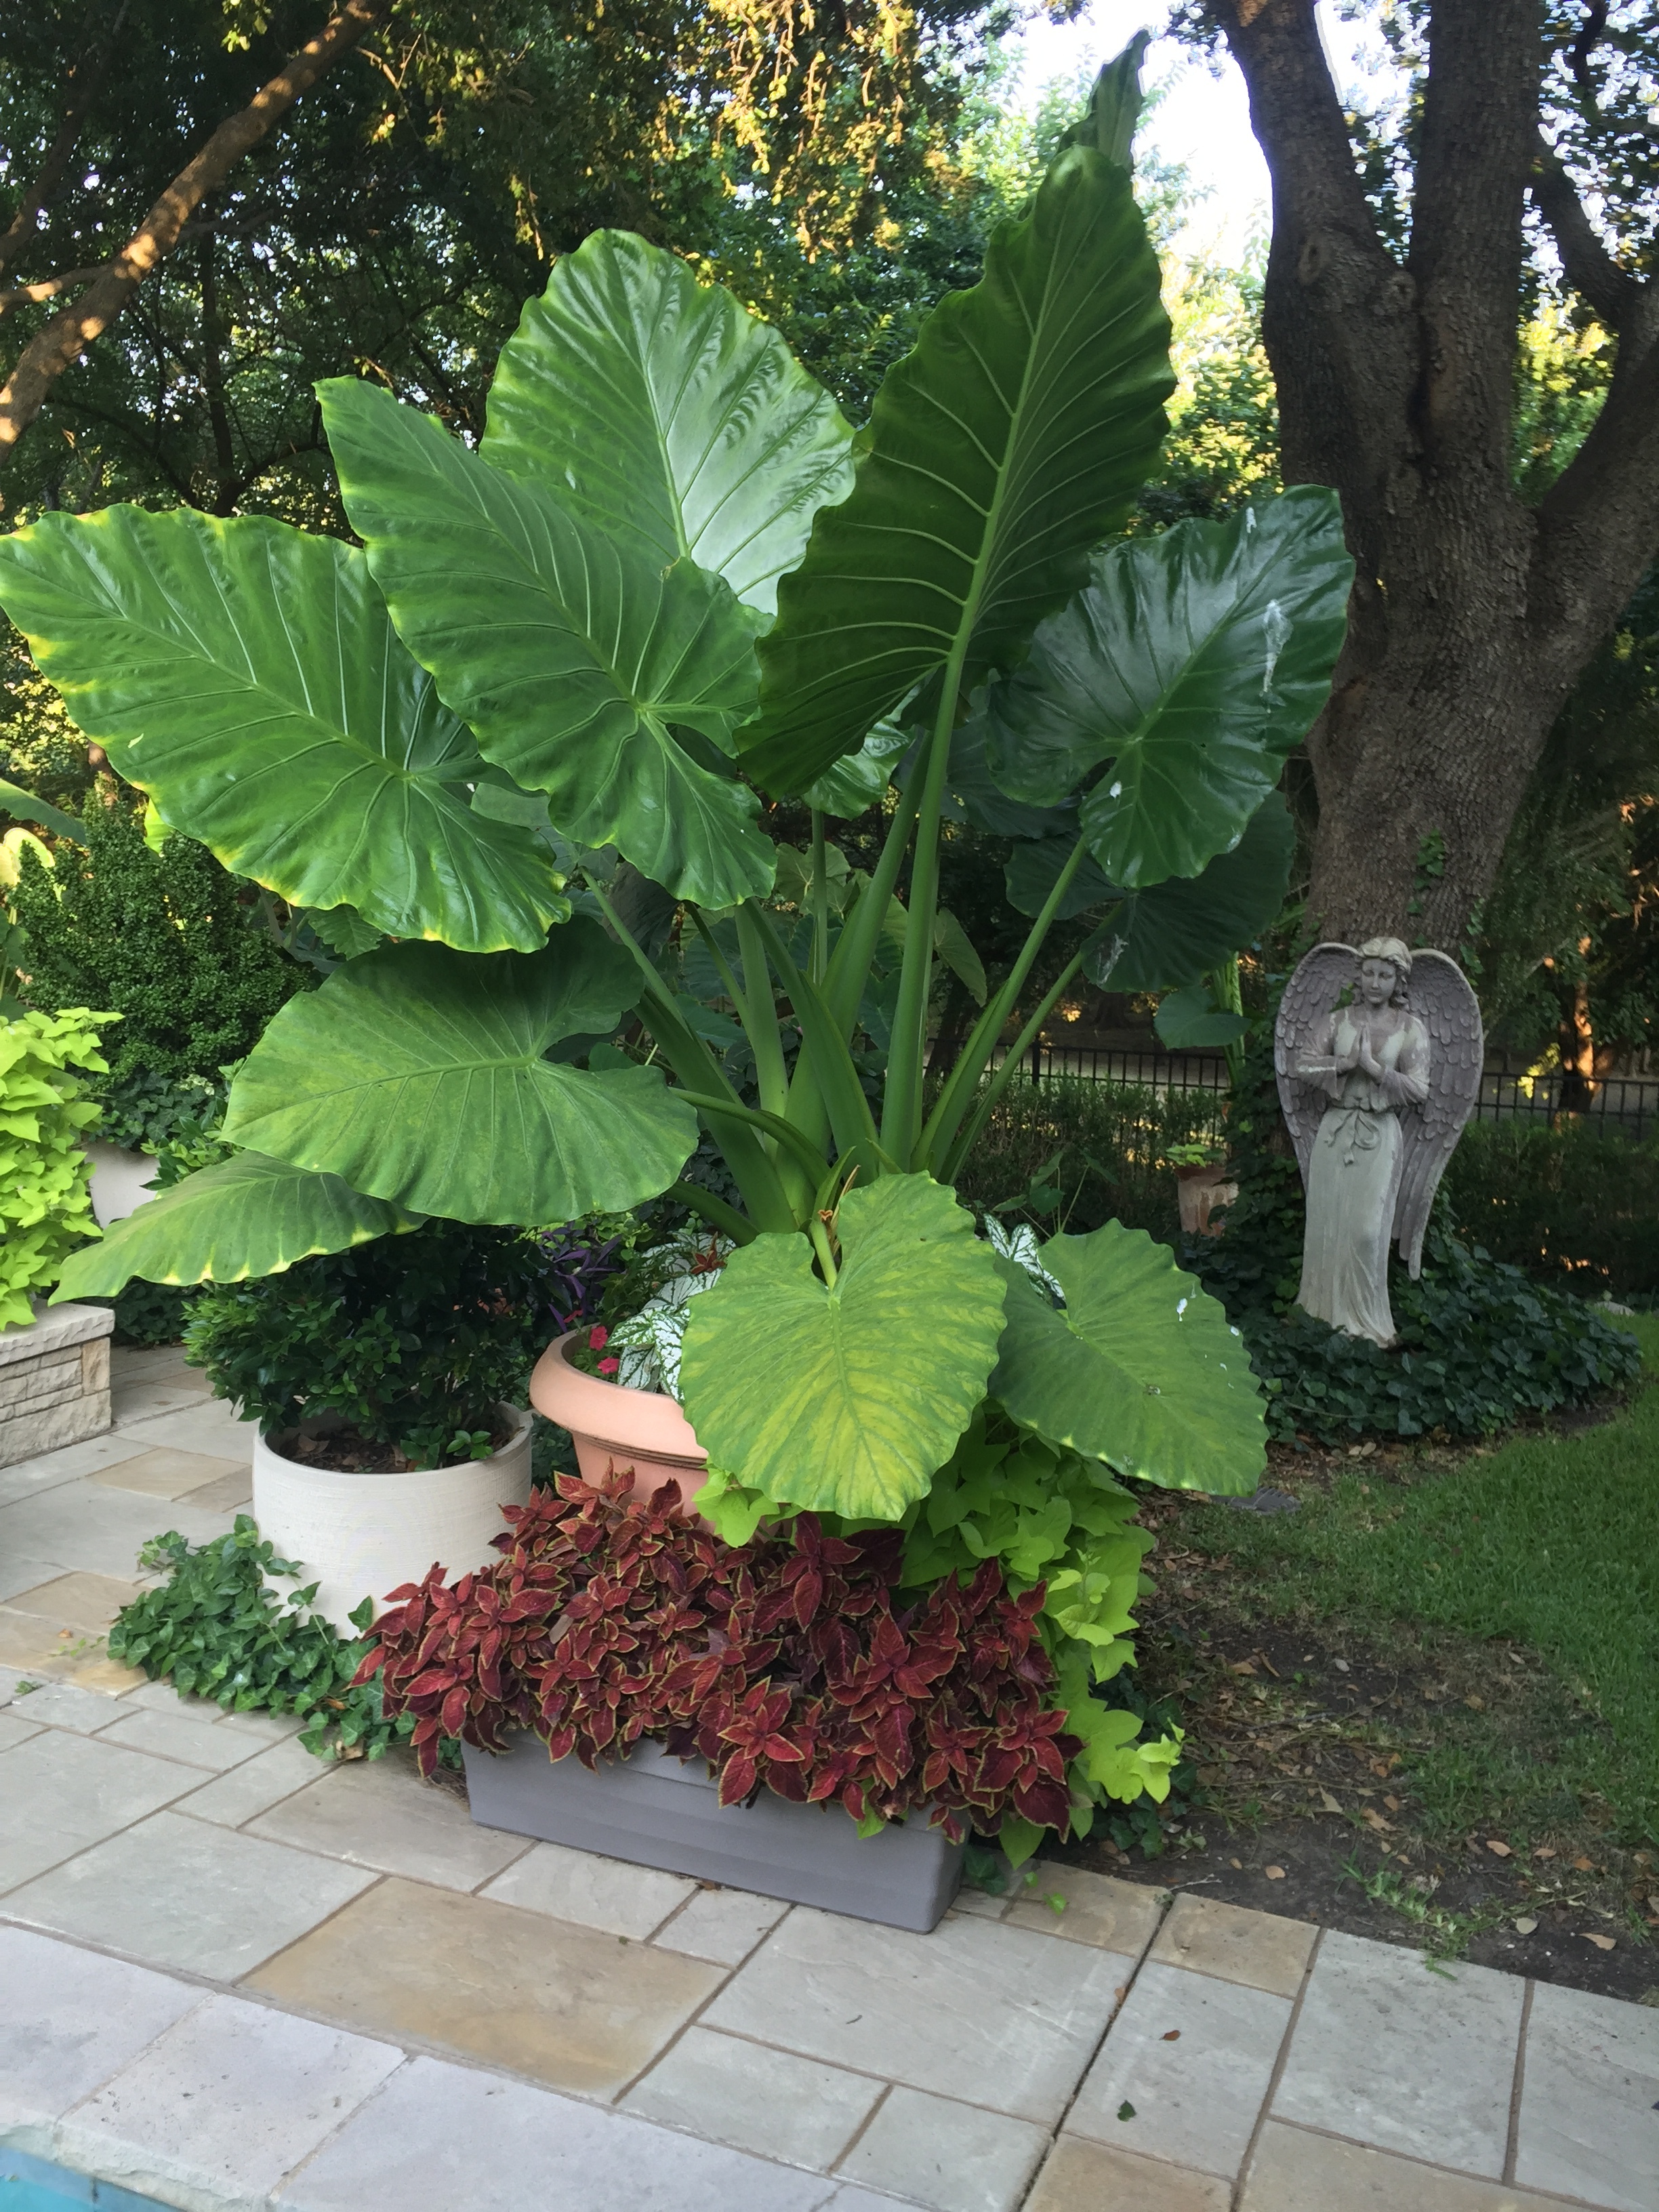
xmin=1572 ymin=1856 xmax=1595 ymax=1872
xmin=1319 ymin=1790 xmax=1343 ymax=1814
xmin=1585 ymin=1933 xmax=1616 ymax=1952
xmin=1384 ymin=1795 xmax=1403 ymax=1812
xmin=1465 ymin=1694 xmax=1486 ymax=1711
xmin=1265 ymin=1865 xmax=1286 ymax=1880
xmin=1486 ymin=1841 xmax=1513 ymax=1858
xmin=1513 ymin=1917 xmax=1538 ymax=1935
xmin=1534 ymin=1846 xmax=1557 ymax=1860
xmin=1362 ymin=1809 xmax=1394 ymax=1832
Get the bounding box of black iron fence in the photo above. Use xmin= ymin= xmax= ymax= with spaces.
xmin=986 ymin=1040 xmax=1659 ymax=1142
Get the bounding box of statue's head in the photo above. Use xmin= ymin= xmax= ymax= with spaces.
xmin=1357 ymin=935 xmax=1412 ymax=1008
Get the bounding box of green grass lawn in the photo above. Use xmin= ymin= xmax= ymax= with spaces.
xmin=1176 ymin=1314 xmax=1659 ymax=1849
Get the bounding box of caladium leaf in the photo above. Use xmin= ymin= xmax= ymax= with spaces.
xmin=983 ymin=487 xmax=1351 ymax=886
xmin=0 ymin=508 xmax=569 ymax=952
xmin=1006 ymin=792 xmax=1295 ymax=988
xmin=679 ymin=1174 xmax=1006 ymax=1519
xmin=222 ymin=918 xmax=699 ymax=1223
xmin=319 ymin=377 xmax=775 ymax=910
xmin=52 ymin=1153 xmax=426 ymax=1298
xmin=990 ymin=1222 xmax=1265 ymax=1495
xmin=482 ymin=229 xmax=855 ymax=617
xmin=741 ymin=139 xmax=1172 ymax=793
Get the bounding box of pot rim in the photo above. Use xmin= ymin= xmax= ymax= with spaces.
xmin=530 ymin=1330 xmax=707 ymax=1470
xmin=258 ymin=1401 xmax=532 ymax=1477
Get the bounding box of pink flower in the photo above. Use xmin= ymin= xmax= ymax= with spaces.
xmin=597 ymin=1356 xmax=620 ymax=1376
xmin=588 ymin=1325 xmax=609 ymax=1351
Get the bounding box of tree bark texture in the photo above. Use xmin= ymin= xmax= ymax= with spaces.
xmin=1211 ymin=0 xmax=1659 ymax=954
xmin=0 ymin=0 xmax=385 ymax=466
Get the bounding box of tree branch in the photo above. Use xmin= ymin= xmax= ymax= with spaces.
xmin=1529 ymin=130 xmax=1645 ymax=333
xmin=0 ymin=268 xmax=110 ymax=318
xmin=0 ymin=0 xmax=386 ymax=466
xmin=0 ymin=1 xmax=127 ymax=279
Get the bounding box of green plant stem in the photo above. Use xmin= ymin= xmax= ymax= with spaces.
xmin=806 ymin=1208 xmax=839 ymax=1287
xmin=583 ymin=876 xmax=797 ymax=1235
xmin=809 ymin=808 xmax=830 ymax=985
xmin=1212 ymin=955 xmax=1245 ymax=1089
xmin=823 ymin=778 xmax=920 ymax=1037
xmin=665 ymin=1180 xmax=756 ymax=1244
xmin=670 ymin=1090 xmax=832 ymax=1188
xmin=750 ymin=905 xmax=879 ymax=1160
xmin=732 ymin=901 xmax=790 ymax=1126
xmin=918 ymin=842 xmax=1094 ymax=1173
xmin=881 ymin=672 xmax=964 ymax=1166
xmin=939 ymin=941 xmax=1095 ymax=1184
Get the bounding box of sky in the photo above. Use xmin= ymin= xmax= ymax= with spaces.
xmin=1006 ymin=3 xmax=1380 ymax=262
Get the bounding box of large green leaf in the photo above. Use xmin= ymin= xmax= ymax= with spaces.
xmin=1006 ymin=792 xmax=1296 ymax=988
xmin=679 ymin=1174 xmax=1006 ymax=1519
xmin=983 ymin=487 xmax=1351 ymax=886
xmin=319 ymin=378 xmax=775 ymax=909
xmin=482 ymin=230 xmax=855 ymax=618
xmin=0 ymin=777 xmax=84 ymax=844
xmin=222 ymin=919 xmax=699 ymax=1223
xmin=991 ymin=1223 xmax=1265 ymax=1495
xmin=0 ymin=509 xmax=568 ymax=952
xmin=52 ymin=1153 xmax=426 ymax=1299
xmin=741 ymin=140 xmax=1172 ymax=793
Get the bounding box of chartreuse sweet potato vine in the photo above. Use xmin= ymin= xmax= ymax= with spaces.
xmin=6 ymin=47 xmax=1354 ymax=1849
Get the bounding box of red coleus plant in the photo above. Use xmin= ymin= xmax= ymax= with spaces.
xmin=356 ymin=1471 xmax=1081 ymax=1842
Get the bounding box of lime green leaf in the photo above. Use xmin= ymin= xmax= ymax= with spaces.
xmin=482 ymin=230 xmax=855 ymax=617
xmin=742 ymin=144 xmax=1172 ymax=793
xmin=691 ymin=1465 xmax=794 ymax=1547
xmin=680 ymin=1175 xmax=1006 ymax=1519
xmin=983 ymin=487 xmax=1351 ymax=885
xmin=319 ymin=377 xmax=775 ymax=909
xmin=0 ymin=508 xmax=569 ymax=951
xmin=222 ymin=918 xmax=699 ymax=1223
xmin=52 ymin=1153 xmax=425 ymax=1298
xmin=998 ymin=1815 xmax=1046 ymax=1868
xmin=991 ymin=1223 xmax=1265 ymax=1495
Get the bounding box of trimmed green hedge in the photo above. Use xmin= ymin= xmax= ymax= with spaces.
xmin=1443 ymin=1118 xmax=1659 ymax=1298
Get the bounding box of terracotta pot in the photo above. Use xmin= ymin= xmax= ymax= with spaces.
xmin=252 ymin=1406 xmax=533 ymax=1633
xmin=529 ymin=1331 xmax=707 ymax=1511
xmin=1175 ymin=1161 xmax=1238 ymax=1237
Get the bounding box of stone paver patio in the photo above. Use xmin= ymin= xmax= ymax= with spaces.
xmin=2 ymin=1349 xmax=1655 ymax=2211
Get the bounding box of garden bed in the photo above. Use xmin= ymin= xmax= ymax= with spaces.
xmin=1078 ymin=1327 xmax=1659 ymax=2006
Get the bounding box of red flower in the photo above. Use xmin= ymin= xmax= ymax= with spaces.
xmin=597 ymin=1357 xmax=619 ymax=1376
xmin=588 ymin=1324 xmax=609 ymax=1351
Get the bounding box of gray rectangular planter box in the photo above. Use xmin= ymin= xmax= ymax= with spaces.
xmin=463 ymin=1733 xmax=965 ymax=1933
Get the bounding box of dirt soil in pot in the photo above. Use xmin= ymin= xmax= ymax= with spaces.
xmin=274 ymin=1419 xmax=516 ymax=1474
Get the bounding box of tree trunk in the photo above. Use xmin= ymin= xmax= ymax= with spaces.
xmin=0 ymin=0 xmax=385 ymax=467
xmin=1211 ymin=0 xmax=1659 ymax=956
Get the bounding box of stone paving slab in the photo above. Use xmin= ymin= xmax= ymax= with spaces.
xmin=1239 ymin=2120 xmax=1584 ymax=2209
xmin=703 ymin=1904 xmax=1135 ymax=2125
xmin=0 ymin=1731 xmax=192 ymax=1891
xmin=249 ymin=1755 xmax=533 ymax=1891
xmin=622 ymin=2024 xmax=884 ymax=2169
xmin=2 ymin=1809 xmax=378 ymax=1978
xmin=89 ymin=1446 xmax=249 ymax=1500
xmin=0 ymin=1927 xmax=199 ymax=2140
xmin=1024 ymin=2136 xmax=1231 ymax=2211
xmin=245 ymin=1875 xmax=727 ymax=2100
xmin=835 ymin=2085 xmax=1050 ymax=2212
xmin=480 ymin=1837 xmax=696 ymax=1935
xmin=1065 ymin=1957 xmax=1294 ymax=2181
xmin=1149 ymin=1891 xmax=1317 ymax=1998
xmin=1515 ymin=1980 xmax=1659 ymax=2212
xmin=1271 ymin=1926 xmax=1527 ymax=2179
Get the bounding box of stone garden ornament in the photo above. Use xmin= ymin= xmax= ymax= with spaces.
xmin=1275 ymin=939 xmax=1483 ymax=1347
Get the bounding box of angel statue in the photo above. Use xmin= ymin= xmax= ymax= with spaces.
xmin=1275 ymin=937 xmax=1483 ymax=1347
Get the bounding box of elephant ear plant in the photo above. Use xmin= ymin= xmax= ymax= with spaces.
xmin=5 ymin=49 xmax=1354 ymax=1856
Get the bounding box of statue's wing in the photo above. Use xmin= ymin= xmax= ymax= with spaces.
xmin=1273 ymin=943 xmax=1358 ymax=1189
xmin=1393 ymin=949 xmax=1484 ymax=1277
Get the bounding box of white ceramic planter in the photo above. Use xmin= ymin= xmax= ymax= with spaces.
xmin=86 ymin=1143 xmax=160 ymax=1228
xmin=251 ymin=1408 xmax=533 ymax=1633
